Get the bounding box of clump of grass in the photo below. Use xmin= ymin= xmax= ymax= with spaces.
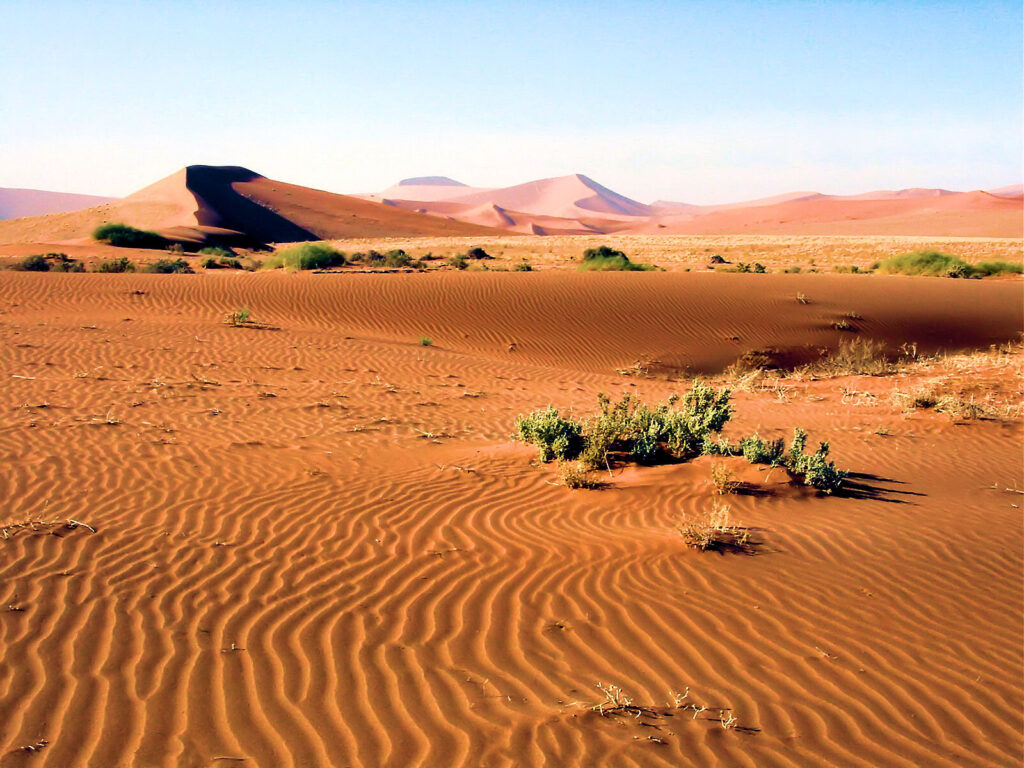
xmin=12 ymin=253 xmax=85 ymax=272
xmin=199 ymin=246 xmax=234 ymax=258
xmin=449 ymin=254 xmax=469 ymax=270
xmin=874 ymin=250 xmax=1022 ymax=278
xmin=783 ymin=428 xmax=845 ymax=493
xmin=94 ymin=256 xmax=135 ymax=273
xmin=226 ymin=307 xmax=252 ymax=326
xmin=678 ymin=501 xmax=752 ymax=553
xmin=558 ymin=461 xmax=601 ymax=489
xmin=578 ymin=245 xmax=654 ymax=272
xmin=202 ymin=256 xmax=243 ymax=269
xmin=143 ymin=258 xmax=193 ymax=274
xmin=797 ymin=338 xmax=895 ymax=378
xmin=92 ymin=222 xmax=167 ymax=249
xmin=263 ymin=243 xmax=347 ymax=271
xmin=513 ymin=260 xmax=533 ymax=272
xmin=710 ymin=462 xmax=740 ymax=494
xmin=418 ymin=336 xmax=433 ymax=347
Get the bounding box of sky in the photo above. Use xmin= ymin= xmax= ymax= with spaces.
xmin=1 ymin=0 xmax=1020 ymax=204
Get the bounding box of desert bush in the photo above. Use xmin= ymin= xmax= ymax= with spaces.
xmin=143 ymin=258 xmax=193 ymax=274
xmin=558 ymin=461 xmax=601 ymax=489
xmin=739 ymin=433 xmax=785 ymax=465
xmin=92 ymin=222 xmax=166 ymax=249
xmin=873 ymin=250 xmax=1021 ymax=278
xmin=678 ymin=501 xmax=752 ymax=552
xmin=419 ymin=337 xmax=433 ymax=347
xmin=94 ymin=257 xmax=135 ymax=273
xmin=781 ymin=428 xmax=845 ymax=493
xmin=514 ymin=406 xmax=584 ymax=462
xmin=199 ymin=246 xmax=234 ymax=258
xmin=202 ymin=256 xmax=243 ymax=269
xmin=465 ymin=246 xmax=492 ymax=260
xmin=449 ymin=254 xmax=469 ymax=270
xmin=19 ymin=254 xmax=51 ymax=271
xmin=514 ymin=260 xmax=533 ymax=272
xmin=710 ymin=463 xmax=739 ymax=494
xmin=579 ymin=245 xmax=654 ymax=272
xmin=263 ymin=243 xmax=346 ymax=271
xmin=383 ymin=249 xmax=413 ymax=268
xmin=51 ymin=254 xmax=85 ymax=272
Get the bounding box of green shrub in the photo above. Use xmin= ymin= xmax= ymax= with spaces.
xmin=514 ymin=406 xmax=583 ymax=462
xmin=466 ymin=247 xmax=492 ymax=260
xmin=419 ymin=337 xmax=433 ymax=347
xmin=92 ymin=222 xmax=166 ymax=249
xmin=263 ymin=243 xmax=347 ymax=271
xmin=202 ymin=257 xmax=243 ymax=269
xmin=144 ymin=258 xmax=193 ymax=274
xmin=872 ymin=250 xmax=1021 ymax=278
xmin=19 ymin=254 xmax=51 ymax=271
xmin=972 ymin=260 xmax=1023 ymax=276
xmin=199 ymin=246 xmax=234 ymax=258
xmin=383 ymin=249 xmax=413 ymax=268
xmin=513 ymin=260 xmax=533 ymax=272
xmin=449 ymin=254 xmax=469 ymax=270
xmin=739 ymin=433 xmax=785 ymax=465
xmin=579 ymin=245 xmax=653 ymax=272
xmin=95 ymin=257 xmax=135 ymax=273
xmin=781 ymin=428 xmax=845 ymax=492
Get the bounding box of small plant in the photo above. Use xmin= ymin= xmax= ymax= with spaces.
xmin=94 ymin=256 xmax=135 ymax=273
xmin=678 ymin=501 xmax=752 ymax=553
xmin=383 ymin=249 xmax=413 ymax=268
xmin=143 ymin=258 xmax=193 ymax=274
xmin=739 ymin=433 xmax=785 ymax=465
xmin=202 ymin=256 xmax=243 ymax=269
xmin=465 ymin=246 xmax=492 ymax=260
xmin=19 ymin=254 xmax=50 ymax=271
xmin=710 ymin=462 xmax=739 ymax=494
xmin=199 ymin=246 xmax=234 ymax=258
xmin=449 ymin=254 xmax=469 ymax=270
xmin=514 ymin=406 xmax=583 ymax=462
xmin=418 ymin=336 xmax=433 ymax=347
xmin=92 ymin=222 xmax=166 ymax=249
xmin=830 ymin=319 xmax=856 ymax=331
xmin=579 ymin=245 xmax=654 ymax=271
xmin=783 ymin=428 xmax=845 ymax=493
xmin=513 ymin=260 xmax=533 ymax=272
xmin=795 ymin=292 xmax=810 ymax=304
xmin=226 ymin=307 xmax=252 ymax=326
xmin=558 ymin=461 xmax=601 ymax=489
xmin=263 ymin=243 xmax=346 ymax=271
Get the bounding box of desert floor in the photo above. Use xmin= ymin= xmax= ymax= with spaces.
xmin=1 ymin=267 xmax=1021 ymax=767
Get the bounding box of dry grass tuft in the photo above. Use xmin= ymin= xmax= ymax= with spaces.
xmin=678 ymin=501 xmax=753 ymax=553
xmin=710 ymin=462 xmax=740 ymax=494
xmin=557 ymin=461 xmax=602 ymax=489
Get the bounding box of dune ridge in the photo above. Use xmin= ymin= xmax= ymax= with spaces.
xmin=0 ymin=166 xmax=505 ymax=247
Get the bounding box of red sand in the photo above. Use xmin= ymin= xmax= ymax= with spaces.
xmin=0 ymin=270 xmax=1021 ymax=767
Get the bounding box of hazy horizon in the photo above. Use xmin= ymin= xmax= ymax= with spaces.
xmin=2 ymin=0 xmax=1020 ymax=204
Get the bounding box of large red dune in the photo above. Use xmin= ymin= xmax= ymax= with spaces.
xmin=0 ymin=167 xmax=505 ymax=247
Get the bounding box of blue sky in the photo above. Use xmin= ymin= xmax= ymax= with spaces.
xmin=1 ymin=0 xmax=1020 ymax=203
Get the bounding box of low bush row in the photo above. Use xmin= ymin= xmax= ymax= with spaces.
xmin=514 ymin=383 xmax=845 ymax=492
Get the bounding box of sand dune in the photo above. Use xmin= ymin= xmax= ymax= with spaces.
xmin=0 ymin=270 xmax=1020 ymax=767
xmin=367 ymin=175 xmax=1022 ymax=237
xmin=0 ymin=166 xmax=503 ymax=247
xmin=0 ymin=187 xmax=115 ymax=220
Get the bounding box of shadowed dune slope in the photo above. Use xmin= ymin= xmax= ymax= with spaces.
xmin=0 ymin=166 xmax=504 ymax=246
xmin=0 ymin=271 xmax=1021 ymax=767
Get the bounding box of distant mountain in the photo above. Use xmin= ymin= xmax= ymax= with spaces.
xmin=0 ymin=187 xmax=115 ymax=220
xmin=0 ymin=166 xmax=505 ymax=246
xmin=986 ymin=184 xmax=1023 ymax=198
xmin=365 ymin=174 xmax=1022 ymax=237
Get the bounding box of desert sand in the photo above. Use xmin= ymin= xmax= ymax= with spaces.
xmin=1 ymin=267 xmax=1021 ymax=767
